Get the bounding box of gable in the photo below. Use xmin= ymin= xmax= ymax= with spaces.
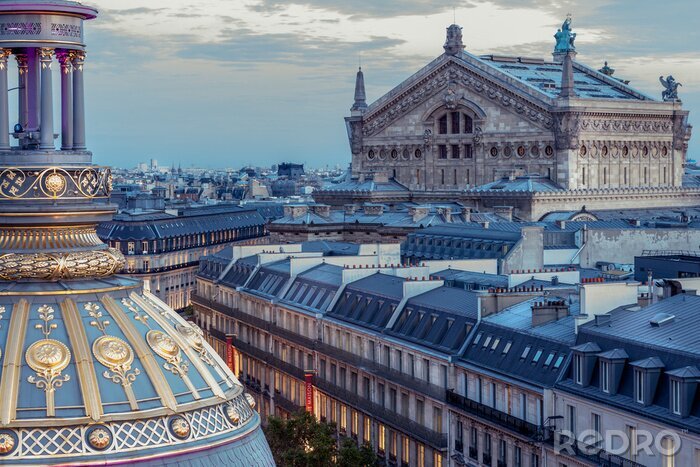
xmin=361 ymin=56 xmax=555 ymax=138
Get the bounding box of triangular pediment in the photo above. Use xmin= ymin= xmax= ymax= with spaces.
xmin=361 ymin=54 xmax=555 ymax=137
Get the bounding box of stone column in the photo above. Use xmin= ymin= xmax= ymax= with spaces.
xmin=27 ymin=48 xmax=40 ymax=130
xmin=0 ymin=49 xmax=10 ymax=150
xmin=38 ymin=48 xmax=54 ymax=150
xmin=71 ymin=51 xmax=86 ymax=150
xmin=15 ymin=53 xmax=28 ymax=129
xmin=57 ymin=51 xmax=73 ymax=150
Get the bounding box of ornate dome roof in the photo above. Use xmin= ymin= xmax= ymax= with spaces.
xmin=0 ymin=2 xmax=273 ymax=464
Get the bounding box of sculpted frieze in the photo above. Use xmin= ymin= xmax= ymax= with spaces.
xmin=579 ymin=117 xmax=673 ymax=134
xmin=361 ymin=63 xmax=553 ymax=137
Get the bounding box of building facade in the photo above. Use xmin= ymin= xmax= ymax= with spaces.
xmin=98 ymin=204 xmax=267 ymax=310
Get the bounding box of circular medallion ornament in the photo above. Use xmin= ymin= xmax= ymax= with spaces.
xmin=176 ymin=324 xmax=203 ymax=352
xmin=146 ymin=330 xmax=181 ymax=360
xmin=44 ymin=173 xmax=66 ymax=196
xmin=86 ymin=425 xmax=112 ymax=451
xmin=503 ymin=146 xmax=512 ymax=158
xmin=245 ymin=392 xmax=256 ymax=409
xmin=490 ymin=147 xmax=498 ymax=158
xmin=26 ymin=339 xmax=71 ymax=373
xmin=226 ymin=404 xmax=241 ymax=425
xmin=93 ymin=336 xmax=134 ymax=369
xmin=170 ymin=416 xmax=191 ymax=439
xmin=0 ymin=430 xmax=17 ymax=455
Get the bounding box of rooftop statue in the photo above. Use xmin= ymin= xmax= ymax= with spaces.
xmin=554 ymin=16 xmax=576 ymax=52
xmin=659 ymin=75 xmax=682 ymax=101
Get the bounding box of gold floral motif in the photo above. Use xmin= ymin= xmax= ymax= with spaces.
xmin=0 ymin=248 xmax=125 ymax=281
xmin=26 ymin=305 xmax=71 ymax=417
xmin=122 ymin=298 xmax=150 ymax=328
xmin=170 ymin=416 xmax=190 ymax=439
xmin=146 ymin=330 xmax=199 ymax=398
xmin=0 ymin=432 xmax=15 ymax=454
xmin=44 ymin=172 xmax=66 ymax=197
xmin=87 ymin=427 xmax=111 ymax=450
xmin=88 ymin=302 xmax=140 ymax=410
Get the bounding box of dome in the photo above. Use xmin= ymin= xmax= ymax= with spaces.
xmin=0 ymin=1 xmax=273 ymax=464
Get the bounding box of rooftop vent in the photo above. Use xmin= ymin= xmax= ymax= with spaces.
xmin=594 ymin=314 xmax=611 ymax=326
xmin=650 ymin=312 xmax=675 ymax=327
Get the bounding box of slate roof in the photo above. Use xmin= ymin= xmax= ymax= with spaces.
xmin=246 ymin=260 xmax=290 ymax=297
xmin=281 ymin=264 xmax=343 ymax=312
xmin=469 ymin=175 xmax=563 ymax=193
xmin=327 ymin=273 xmax=404 ymax=330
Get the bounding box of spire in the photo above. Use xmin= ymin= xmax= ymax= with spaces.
xmin=559 ymin=51 xmax=576 ymax=98
xmin=351 ymin=66 xmax=367 ymax=113
xmin=443 ymin=24 xmax=464 ymax=56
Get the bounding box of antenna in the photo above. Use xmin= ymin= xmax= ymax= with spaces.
xmin=358 ymin=51 xmax=361 ymax=70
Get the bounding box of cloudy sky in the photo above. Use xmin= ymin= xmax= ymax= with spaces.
xmin=77 ymin=0 xmax=698 ymax=169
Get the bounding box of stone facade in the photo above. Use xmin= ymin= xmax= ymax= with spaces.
xmin=341 ymin=21 xmax=693 ymax=206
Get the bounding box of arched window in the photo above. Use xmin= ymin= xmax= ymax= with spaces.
xmin=464 ymin=115 xmax=473 ymax=133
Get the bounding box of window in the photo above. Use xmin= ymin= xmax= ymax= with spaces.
xmin=378 ymin=424 xmax=386 ymax=454
xmin=464 ymin=144 xmax=473 ymax=159
xmin=451 ymin=112 xmax=460 ymax=134
xmin=532 ymin=349 xmax=543 ymax=364
xmin=416 ymin=398 xmax=424 ymax=425
xmin=482 ymin=336 xmax=492 ymax=348
xmin=464 ymin=115 xmax=473 ymax=133
xmin=521 ymin=346 xmax=531 ymax=360
xmin=567 ymin=404 xmax=576 ymax=436
xmin=502 ymin=341 xmax=512 ymax=355
xmin=591 ymin=413 xmax=602 ymax=446
xmin=671 ymin=379 xmax=681 ymax=415
xmin=544 ymin=352 xmax=555 ymax=368
xmin=473 ymin=332 xmax=482 ymax=346
xmin=574 ymin=354 xmax=583 ymax=385
xmin=402 ymin=437 xmax=409 ymax=464
xmin=417 ymin=444 xmax=425 ymax=467
xmin=433 ymin=406 xmax=442 ymax=431
xmin=498 ymin=439 xmax=506 ymax=463
xmin=634 ymin=370 xmax=644 ymax=403
xmin=364 ymin=417 xmax=371 ymax=443
xmin=531 ymin=453 xmax=540 ymax=467
xmin=554 ymin=355 xmax=565 ymax=369
xmin=127 ymin=242 xmax=135 ymax=254
xmin=438 ymin=145 xmax=448 ymax=159
xmin=491 ymin=338 xmax=500 ymax=351
xmin=514 ymin=446 xmax=522 ymax=467
xmin=438 ymin=115 xmax=448 ymax=134
xmin=601 ymin=360 xmax=610 ymax=393
xmin=520 ymin=393 xmax=527 ymax=420
xmin=451 ymin=144 xmax=460 ymax=159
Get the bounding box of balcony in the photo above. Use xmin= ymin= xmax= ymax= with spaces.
xmin=446 ymin=390 xmax=541 ymax=438
xmin=193 ymin=294 xmax=447 ymax=402
xmin=544 ymin=435 xmax=646 ymax=467
xmin=482 ymin=452 xmax=491 ymax=465
xmin=468 ymin=446 xmax=478 ymax=460
xmin=315 ymin=378 xmax=447 ymax=450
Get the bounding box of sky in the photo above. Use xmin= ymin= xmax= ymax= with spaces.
xmin=67 ymin=0 xmax=700 ymax=169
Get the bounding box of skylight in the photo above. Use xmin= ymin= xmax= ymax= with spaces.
xmin=532 ymin=350 xmax=543 ymax=363
xmin=482 ymin=336 xmax=492 ymax=348
xmin=491 ymin=338 xmax=500 ymax=351
xmin=544 ymin=352 xmax=555 ymax=367
xmin=502 ymin=341 xmax=512 ymax=355
xmin=554 ymin=355 xmax=565 ymax=369
xmin=473 ymin=332 xmax=482 ymax=346
xmin=520 ymin=346 xmax=531 ymax=360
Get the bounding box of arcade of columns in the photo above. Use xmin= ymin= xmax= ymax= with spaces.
xmin=0 ymin=46 xmax=86 ymax=151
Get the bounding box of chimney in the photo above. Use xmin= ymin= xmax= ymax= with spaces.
xmin=313 ymin=204 xmax=331 ymax=217
xmin=284 ymin=204 xmax=308 ymax=219
xmin=364 ymin=204 xmax=384 ymax=216
xmin=460 ymin=207 xmax=471 ymax=222
xmin=345 ymin=204 xmax=358 ymax=215
xmin=556 ymin=219 xmax=567 ymax=230
xmin=410 ymin=206 xmax=429 ymax=223
xmin=480 ymin=221 xmax=490 ymax=229
xmin=531 ymin=300 xmax=569 ymax=327
xmin=493 ymin=206 xmax=513 ymax=222
xmin=438 ymin=207 xmax=452 ymax=223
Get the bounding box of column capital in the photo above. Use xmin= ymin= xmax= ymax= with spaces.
xmin=70 ymin=50 xmax=86 ymax=70
xmin=38 ymin=47 xmax=54 ymax=68
xmin=56 ymin=51 xmax=73 ymax=73
xmin=15 ymin=52 xmax=28 ymax=73
xmin=0 ymin=49 xmax=10 ymax=69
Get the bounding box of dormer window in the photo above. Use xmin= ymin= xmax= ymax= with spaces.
xmin=600 ymin=360 xmax=610 ymax=393
xmin=671 ymin=379 xmax=681 ymax=415
xmin=634 ymin=369 xmax=644 ymax=404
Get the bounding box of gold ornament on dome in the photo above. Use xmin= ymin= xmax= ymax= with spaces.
xmin=0 ymin=248 xmax=125 ymax=281
xmin=245 ymin=393 xmax=256 ymax=409
xmin=170 ymin=417 xmax=190 ymax=439
xmin=87 ymin=427 xmax=111 ymax=450
xmin=26 ymin=305 xmax=71 ymax=417
xmin=146 ymin=329 xmax=200 ymax=398
xmin=87 ymin=302 xmax=140 ymax=410
xmin=226 ymin=404 xmax=241 ymax=425
xmin=44 ymin=172 xmax=66 ymax=197
xmin=0 ymin=433 xmax=15 ymax=454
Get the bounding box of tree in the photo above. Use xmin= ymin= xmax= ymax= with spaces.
xmin=264 ymin=411 xmax=377 ymax=467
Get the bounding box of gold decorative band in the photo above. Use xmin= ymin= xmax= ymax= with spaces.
xmin=0 ymin=248 xmax=125 ymax=281
xmin=0 ymin=225 xmax=104 ymax=251
xmin=0 ymin=166 xmax=112 ymax=201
